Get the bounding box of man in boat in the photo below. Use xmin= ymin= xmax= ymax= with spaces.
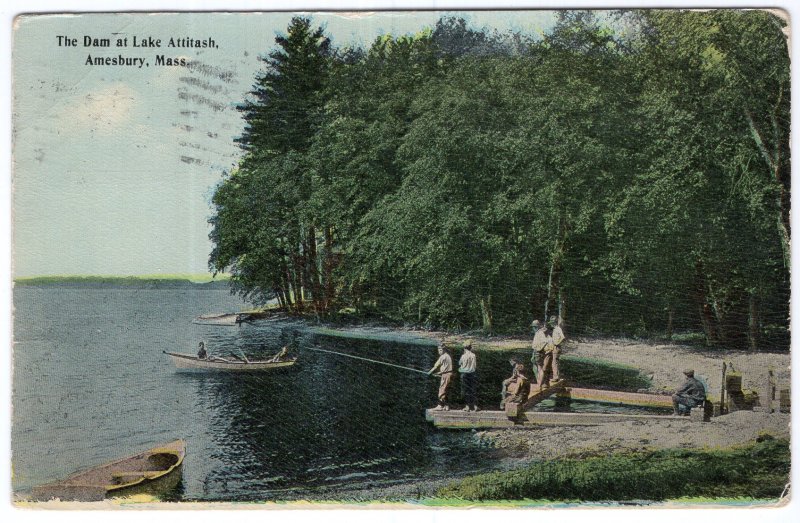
xmin=458 ymin=340 xmax=478 ymax=412
xmin=530 ymin=319 xmax=548 ymax=385
xmin=500 ymin=358 xmax=531 ymax=409
xmin=672 ymin=369 xmax=706 ymax=415
xmin=269 ymin=346 xmax=290 ymax=363
xmin=197 ymin=341 xmax=208 ymax=360
xmin=549 ymin=315 xmax=566 ymax=382
xmin=428 ymin=342 xmax=454 ymax=411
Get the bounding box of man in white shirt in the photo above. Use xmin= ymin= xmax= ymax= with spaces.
xmin=428 ymin=343 xmax=454 ymax=411
xmin=549 ymin=315 xmax=565 ymax=382
xmin=530 ymin=319 xmax=548 ymax=385
xmin=458 ymin=340 xmax=478 ymax=412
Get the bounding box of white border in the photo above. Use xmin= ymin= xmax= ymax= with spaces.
xmin=2 ymin=2 xmax=796 ymax=523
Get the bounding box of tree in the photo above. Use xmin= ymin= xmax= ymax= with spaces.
xmin=603 ymin=9 xmax=790 ymax=348
xmin=237 ymin=16 xmax=331 ymax=154
xmin=210 ymin=17 xmax=332 ymax=312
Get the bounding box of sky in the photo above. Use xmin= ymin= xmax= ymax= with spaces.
xmin=11 ymin=10 xmax=559 ymax=278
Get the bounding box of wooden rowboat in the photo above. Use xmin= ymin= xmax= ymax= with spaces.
xmin=165 ymin=351 xmax=297 ymax=371
xmin=31 ymin=439 xmax=185 ymax=502
xmin=192 ymin=312 xmax=251 ymax=326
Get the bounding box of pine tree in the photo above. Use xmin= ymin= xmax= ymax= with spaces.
xmin=237 ymin=16 xmax=331 ymax=154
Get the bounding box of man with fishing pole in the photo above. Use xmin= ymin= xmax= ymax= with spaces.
xmin=428 ymin=342 xmax=454 ymax=411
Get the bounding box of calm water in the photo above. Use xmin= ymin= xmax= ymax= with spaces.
xmin=12 ymin=285 xmax=660 ymax=501
xmin=12 ymin=286 xmax=494 ymax=501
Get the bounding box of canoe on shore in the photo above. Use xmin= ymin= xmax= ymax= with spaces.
xmin=31 ymin=439 xmax=185 ymax=502
xmin=192 ymin=312 xmax=251 ymax=326
xmin=164 ymin=351 xmax=297 ymax=371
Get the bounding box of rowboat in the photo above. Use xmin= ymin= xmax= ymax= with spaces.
xmin=31 ymin=439 xmax=185 ymax=502
xmin=192 ymin=312 xmax=251 ymax=326
xmin=164 ymin=351 xmax=297 ymax=371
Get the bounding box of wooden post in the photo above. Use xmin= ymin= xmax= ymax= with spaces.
xmin=719 ymin=362 xmax=727 ymax=416
xmin=765 ymin=369 xmax=775 ymax=413
xmin=779 ymin=387 xmax=790 ymax=413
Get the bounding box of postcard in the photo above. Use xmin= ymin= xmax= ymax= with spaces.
xmin=10 ymin=8 xmax=792 ymax=511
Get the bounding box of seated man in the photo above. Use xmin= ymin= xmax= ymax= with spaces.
xmin=500 ymin=359 xmax=531 ymax=409
xmin=672 ymin=369 xmax=706 ymax=415
xmin=197 ymin=341 xmax=208 ymax=359
xmin=269 ymin=346 xmax=290 ymax=363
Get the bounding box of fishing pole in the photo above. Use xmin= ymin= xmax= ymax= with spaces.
xmin=305 ymin=346 xmax=431 ymax=376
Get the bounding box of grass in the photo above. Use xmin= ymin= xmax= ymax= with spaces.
xmin=436 ymin=436 xmax=789 ymax=502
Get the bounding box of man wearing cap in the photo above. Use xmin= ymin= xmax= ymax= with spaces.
xmin=500 ymin=359 xmax=531 ymax=409
xmin=458 ymin=340 xmax=478 ymax=412
xmin=530 ymin=319 xmax=548 ymax=385
xmin=549 ymin=315 xmax=566 ymax=382
xmin=428 ymin=343 xmax=454 ymax=411
xmin=672 ymin=369 xmax=706 ymax=415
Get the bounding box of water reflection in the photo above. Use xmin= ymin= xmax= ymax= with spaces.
xmin=176 ymin=330 xmax=492 ymax=500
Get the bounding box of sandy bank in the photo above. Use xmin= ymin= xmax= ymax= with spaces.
xmin=297 ymin=322 xmax=790 ymax=393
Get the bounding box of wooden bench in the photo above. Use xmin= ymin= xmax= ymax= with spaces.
xmin=111 ymin=471 xmax=163 ymax=483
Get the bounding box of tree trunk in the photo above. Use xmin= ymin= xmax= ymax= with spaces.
xmin=693 ymin=261 xmax=718 ymax=345
xmin=544 ymin=258 xmax=556 ymax=321
xmin=290 ymin=254 xmax=304 ymax=313
xmin=748 ymin=292 xmax=759 ymax=351
xmin=777 ymin=179 xmax=790 ymax=270
xmin=744 ymin=108 xmax=790 ymax=269
xmin=306 ymin=226 xmax=323 ymax=315
xmin=480 ymin=295 xmax=493 ymax=333
xmin=275 ymin=288 xmax=285 ymax=310
xmin=666 ymin=307 xmax=674 ymax=340
xmin=282 ymin=264 xmax=294 ymax=311
xmin=322 ymin=226 xmax=336 ymax=313
xmin=544 ymin=214 xmax=567 ymax=321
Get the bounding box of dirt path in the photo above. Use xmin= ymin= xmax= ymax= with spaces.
xmin=480 ymin=410 xmax=790 ymax=460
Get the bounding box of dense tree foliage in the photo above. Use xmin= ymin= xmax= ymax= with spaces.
xmin=210 ymin=11 xmax=790 ymax=349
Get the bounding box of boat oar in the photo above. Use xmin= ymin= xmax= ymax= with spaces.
xmin=235 ymin=348 xmax=250 ymax=363
xmin=305 ymin=346 xmax=430 ymax=375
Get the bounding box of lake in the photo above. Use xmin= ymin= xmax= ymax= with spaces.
xmin=12 ymin=284 xmax=662 ymax=502
xmin=12 ymin=285 xmax=502 ymax=501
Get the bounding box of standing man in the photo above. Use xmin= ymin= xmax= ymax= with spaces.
xmin=459 ymin=340 xmax=478 ymax=412
xmin=428 ymin=342 xmax=454 ymax=411
xmin=672 ymin=369 xmax=706 ymax=415
xmin=530 ymin=319 xmax=548 ymax=386
xmin=549 ymin=315 xmax=566 ymax=382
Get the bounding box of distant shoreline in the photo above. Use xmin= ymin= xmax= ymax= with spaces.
xmin=13 ymin=275 xmax=231 ymax=288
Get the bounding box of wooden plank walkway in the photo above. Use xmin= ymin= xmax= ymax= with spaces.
xmin=425 ymin=409 xmax=692 ymax=429
xmin=525 ymin=380 xmax=567 ymax=407
xmin=426 ymin=384 xmax=682 ymax=429
xmin=504 ymin=379 xmax=566 ymax=418
xmin=558 ymin=387 xmax=673 ymax=408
